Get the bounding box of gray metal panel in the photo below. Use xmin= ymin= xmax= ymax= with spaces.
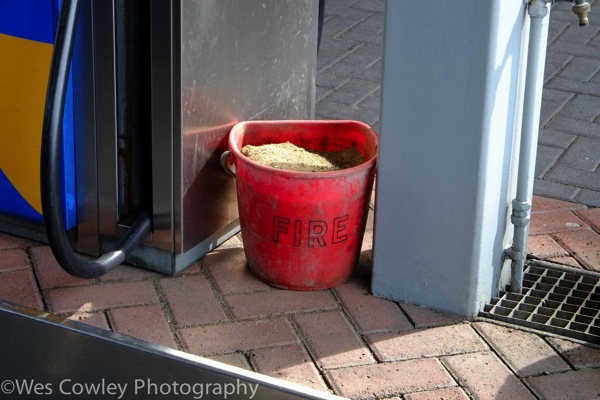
xmin=150 ymin=0 xmax=176 ymax=253
xmin=93 ymin=0 xmax=121 ymax=246
xmin=177 ymin=0 xmax=318 ymax=252
xmin=72 ymin=0 xmax=100 ymax=255
xmin=0 ymin=301 xmax=342 ymax=400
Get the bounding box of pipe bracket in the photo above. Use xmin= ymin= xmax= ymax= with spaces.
xmin=528 ymin=0 xmax=550 ymax=18
xmin=505 ymin=247 xmax=525 ymax=262
xmin=510 ymin=200 xmax=532 ymax=227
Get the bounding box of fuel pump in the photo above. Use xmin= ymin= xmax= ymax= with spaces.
xmin=31 ymin=0 xmax=319 ymax=277
xmin=42 ymin=0 xmax=152 ymax=278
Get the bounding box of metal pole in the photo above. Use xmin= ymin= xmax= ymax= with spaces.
xmin=509 ymin=0 xmax=549 ymax=293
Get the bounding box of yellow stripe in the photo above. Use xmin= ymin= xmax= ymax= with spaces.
xmin=0 ymin=33 xmax=53 ymax=214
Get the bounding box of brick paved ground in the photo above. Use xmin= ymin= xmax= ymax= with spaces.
xmin=536 ymin=0 xmax=600 ymax=206
xmin=1 ymin=0 xmax=600 ymax=399
xmin=2 ymin=193 xmax=600 ymax=399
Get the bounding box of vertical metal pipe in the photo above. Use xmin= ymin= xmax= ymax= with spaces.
xmin=510 ymin=0 xmax=549 ymax=293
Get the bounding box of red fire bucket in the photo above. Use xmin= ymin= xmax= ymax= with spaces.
xmin=224 ymin=120 xmax=377 ymax=290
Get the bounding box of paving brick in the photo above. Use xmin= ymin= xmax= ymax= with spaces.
xmin=548 ymin=165 xmax=600 ymax=191
xmin=250 ymin=344 xmax=329 ymax=392
xmin=560 ymin=94 xmax=600 ymax=122
xmin=575 ymin=207 xmax=600 ymax=231
xmin=341 ymin=44 xmax=383 ymax=70
xmin=329 ymin=59 xmax=382 ymax=84
xmin=45 ymin=281 xmax=159 ymax=313
xmin=553 ymin=22 xmax=600 ymax=46
xmin=207 ymin=353 xmax=252 ymax=370
xmin=316 ymin=70 xmax=350 ymax=91
xmin=547 ymin=337 xmax=600 ymax=369
xmin=538 ymin=129 xmax=577 ymax=149
xmin=546 ymin=115 xmax=600 ymax=137
xmin=224 ymin=290 xmax=337 ymax=320
xmin=294 ymin=310 xmax=375 ymax=369
xmin=352 ymin=0 xmax=385 ymax=13
xmin=159 ymin=275 xmax=228 ymax=327
xmin=536 ymin=145 xmax=563 ymax=178
xmin=527 ymin=234 xmax=570 ymax=258
xmin=542 ymin=87 xmax=574 ymax=104
xmin=0 ymin=248 xmax=30 ymax=271
xmin=366 ymin=324 xmax=488 ymax=362
xmin=543 ymin=51 xmax=572 ymax=81
xmin=558 ymin=136 xmax=600 ymax=171
xmin=324 ymin=358 xmax=456 ymax=400
xmin=405 ymin=387 xmax=470 ymax=400
xmin=532 ymin=195 xmax=585 ymax=213
xmin=323 ymin=16 xmax=366 ymax=38
xmin=29 ymin=246 xmax=92 ymax=290
xmin=548 ymin=76 xmax=600 ymax=97
xmin=179 ymin=318 xmax=299 ymax=356
xmin=555 ymin=56 xmax=600 ymax=81
xmin=541 ymin=99 xmax=567 ymax=126
xmin=325 ymin=78 xmax=379 ymax=106
xmin=533 ymin=179 xmax=581 ymax=201
xmin=473 ymin=322 xmax=570 ymax=377
xmin=333 ymin=278 xmax=412 ymax=333
xmin=576 ymin=189 xmax=600 ymax=207
xmin=442 ymin=351 xmax=536 ymax=400
xmin=0 ymin=232 xmax=38 ymax=250
xmin=526 ymin=369 xmax=600 ymax=400
xmin=530 ymin=210 xmax=588 ymax=235
xmin=358 ymin=93 xmax=380 ymax=111
xmin=0 ymin=269 xmax=43 ymax=310
xmin=554 ymin=229 xmax=600 ymax=271
xmin=202 ymin=248 xmax=272 ymax=294
xmin=316 ymin=99 xmax=380 ymax=126
xmin=108 ymin=304 xmax=177 ymax=349
xmin=399 ymin=303 xmax=465 ymax=328
xmin=67 ymin=311 xmax=110 ymax=330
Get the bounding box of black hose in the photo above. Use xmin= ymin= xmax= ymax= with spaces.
xmin=41 ymin=0 xmax=152 ymax=279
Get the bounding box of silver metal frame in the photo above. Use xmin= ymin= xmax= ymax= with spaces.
xmin=0 ymin=0 xmax=317 ymax=276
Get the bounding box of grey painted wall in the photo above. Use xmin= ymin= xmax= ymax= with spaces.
xmin=372 ymin=1 xmax=549 ymax=317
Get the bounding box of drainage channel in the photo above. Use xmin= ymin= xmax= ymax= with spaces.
xmin=481 ymin=261 xmax=600 ymax=344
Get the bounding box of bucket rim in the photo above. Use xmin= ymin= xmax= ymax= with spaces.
xmin=228 ymin=119 xmax=378 ymax=178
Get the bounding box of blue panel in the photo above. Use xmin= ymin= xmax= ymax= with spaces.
xmin=62 ymin=68 xmax=77 ymax=229
xmin=0 ymin=0 xmax=59 ymax=43
xmin=0 ymin=0 xmax=77 ymax=229
xmin=0 ymin=169 xmax=43 ymax=223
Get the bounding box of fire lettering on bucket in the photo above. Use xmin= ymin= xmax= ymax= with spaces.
xmin=273 ymin=215 xmax=349 ymax=247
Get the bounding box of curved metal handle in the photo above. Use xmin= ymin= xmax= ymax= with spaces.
xmin=220 ymin=151 xmax=236 ymax=178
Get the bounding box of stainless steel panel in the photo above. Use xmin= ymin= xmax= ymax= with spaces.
xmin=94 ymin=0 xmax=121 ymax=246
xmin=150 ymin=0 xmax=176 ymax=252
xmin=177 ymin=0 xmax=318 ymax=252
xmin=73 ymin=0 xmax=317 ymax=270
xmin=72 ymin=0 xmax=102 ymax=255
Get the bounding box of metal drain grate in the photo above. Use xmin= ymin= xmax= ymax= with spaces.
xmin=481 ymin=263 xmax=600 ymax=343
